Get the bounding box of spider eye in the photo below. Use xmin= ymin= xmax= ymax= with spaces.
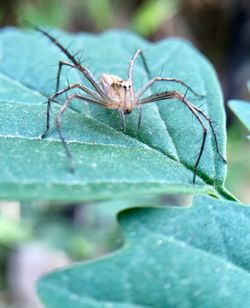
xmin=129 ymin=85 xmax=131 ymax=88
xmin=123 ymin=85 xmax=126 ymax=89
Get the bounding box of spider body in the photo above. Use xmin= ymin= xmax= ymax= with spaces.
xmin=100 ymin=74 xmax=134 ymax=114
xmin=34 ymin=26 xmax=227 ymax=184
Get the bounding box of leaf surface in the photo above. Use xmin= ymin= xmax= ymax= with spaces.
xmin=0 ymin=28 xmax=228 ymax=200
xmin=38 ymin=196 xmax=250 ymax=307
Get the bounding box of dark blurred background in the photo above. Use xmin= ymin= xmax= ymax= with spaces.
xmin=0 ymin=0 xmax=250 ymax=307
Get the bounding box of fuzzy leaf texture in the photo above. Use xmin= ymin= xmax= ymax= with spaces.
xmin=0 ymin=28 xmax=229 ymax=200
xmin=38 ymin=196 xmax=250 ymax=307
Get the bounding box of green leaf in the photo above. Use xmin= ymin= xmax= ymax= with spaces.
xmin=229 ymin=100 xmax=250 ymax=140
xmin=37 ymin=196 xmax=250 ymax=307
xmin=0 ymin=28 xmax=228 ymax=200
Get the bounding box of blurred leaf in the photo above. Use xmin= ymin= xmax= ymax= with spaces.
xmin=36 ymin=219 xmax=95 ymax=260
xmin=225 ymin=122 xmax=250 ymax=203
xmin=132 ymin=0 xmax=180 ymax=36
xmin=0 ymin=215 xmax=30 ymax=247
xmin=229 ymin=100 xmax=250 ymax=140
xmin=0 ymin=28 xmax=229 ymax=201
xmin=38 ymin=196 xmax=250 ymax=307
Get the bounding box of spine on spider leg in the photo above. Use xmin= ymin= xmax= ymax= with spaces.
xmin=33 ymin=26 xmax=80 ymax=68
xmin=30 ymin=24 xmax=104 ymax=96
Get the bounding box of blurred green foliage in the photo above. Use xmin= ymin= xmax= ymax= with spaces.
xmin=85 ymin=0 xmax=114 ymax=30
xmin=132 ymin=0 xmax=180 ymax=35
xmin=0 ymin=210 xmax=30 ymax=289
xmin=1 ymin=0 xmax=180 ymax=36
xmin=18 ymin=0 xmax=72 ymax=27
xmin=226 ymin=122 xmax=250 ymax=203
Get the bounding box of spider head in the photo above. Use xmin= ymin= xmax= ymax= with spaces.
xmin=119 ymin=80 xmax=132 ymax=91
xmin=101 ymin=74 xmax=132 ymax=92
xmin=101 ymin=74 xmax=134 ymax=113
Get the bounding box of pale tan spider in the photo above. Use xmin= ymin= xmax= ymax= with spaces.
xmin=35 ymin=26 xmax=227 ymax=184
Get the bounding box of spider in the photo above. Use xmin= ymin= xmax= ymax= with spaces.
xmin=34 ymin=26 xmax=227 ymax=184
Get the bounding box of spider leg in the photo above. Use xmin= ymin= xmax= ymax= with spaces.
xmin=136 ymin=77 xmax=205 ymax=99
xmin=56 ymin=94 xmax=76 ymax=172
xmin=55 ymin=93 xmax=109 ymax=172
xmin=118 ymin=109 xmax=126 ymax=132
xmin=40 ymin=99 xmax=51 ymax=140
xmin=40 ymin=83 xmax=102 ymax=139
xmin=55 ymin=62 xmax=100 ymax=98
xmin=33 ymin=25 xmax=109 ymax=100
xmin=56 ymin=61 xmax=75 ymax=92
xmin=137 ymin=103 xmax=142 ymax=129
xmin=128 ymin=48 xmax=149 ymax=81
xmin=192 ymin=105 xmax=227 ymax=164
xmin=139 ymin=90 xmax=208 ymax=184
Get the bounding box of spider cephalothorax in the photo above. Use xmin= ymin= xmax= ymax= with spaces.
xmin=34 ymin=26 xmax=227 ymax=184
xmin=100 ymin=74 xmax=134 ymax=114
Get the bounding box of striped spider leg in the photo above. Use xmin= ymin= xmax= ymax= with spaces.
xmin=137 ymin=90 xmax=227 ymax=184
xmin=35 ymin=26 xmax=226 ymax=183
